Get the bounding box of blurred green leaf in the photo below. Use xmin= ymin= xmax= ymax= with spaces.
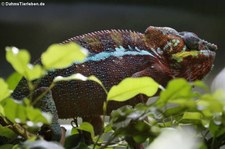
xmin=88 ymin=75 xmax=104 ymax=88
xmin=209 ymin=122 xmax=222 ymax=137
xmin=78 ymin=122 xmax=95 ymax=140
xmin=111 ymin=106 xmax=133 ymax=128
xmin=0 ymin=78 xmax=11 ymax=102
xmin=2 ymin=98 xmax=49 ymax=124
xmin=107 ymin=77 xmax=159 ymax=102
xmin=104 ymin=124 xmax=113 ymax=133
xmin=182 ymin=112 xmax=202 ymax=120
xmin=0 ymin=125 xmax=16 ymax=138
xmin=111 ymin=107 xmax=153 ymax=143
xmin=71 ymin=127 xmax=79 ymax=135
xmin=41 ymin=42 xmax=88 ymax=69
xmin=213 ymin=90 xmax=225 ymax=101
xmin=133 ymin=134 xmax=148 ymax=144
xmin=157 ymin=78 xmax=194 ymax=107
xmin=164 ymin=106 xmax=185 ymax=117
xmin=0 ymin=144 xmax=14 ymax=149
xmin=5 ymin=47 xmax=44 ymax=81
xmin=199 ymin=142 xmax=208 ymax=149
xmin=6 ymin=47 xmax=30 ymax=74
xmin=1 ymin=99 xmax=16 ymax=120
xmin=26 ymin=107 xmax=50 ymax=124
xmin=23 ymin=98 xmax=31 ymax=106
xmin=202 ymin=110 xmax=213 ymax=118
xmin=54 ymin=73 xmax=106 ymax=93
xmin=24 ymin=64 xmax=44 ymax=81
xmin=3 ymin=98 xmax=26 ymax=123
xmin=64 ymin=134 xmax=90 ymax=149
xmin=193 ymin=80 xmax=209 ymax=91
xmin=54 ymin=73 xmax=102 ymax=86
xmin=0 ymin=105 xmax=4 ymax=115
xmin=168 ymin=99 xmax=196 ymax=108
xmin=6 ymin=72 xmax=22 ymax=90
xmin=198 ymin=94 xmax=223 ymax=113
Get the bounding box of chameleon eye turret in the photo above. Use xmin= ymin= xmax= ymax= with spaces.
xmin=179 ymin=31 xmax=218 ymax=52
xmin=179 ymin=32 xmax=200 ymax=50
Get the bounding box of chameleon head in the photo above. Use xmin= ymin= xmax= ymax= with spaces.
xmin=145 ymin=26 xmax=217 ymax=81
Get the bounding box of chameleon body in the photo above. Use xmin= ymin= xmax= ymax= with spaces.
xmin=12 ymin=26 xmax=217 ymax=139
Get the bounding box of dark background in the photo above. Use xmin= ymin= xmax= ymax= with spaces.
xmin=0 ymin=0 xmax=225 ymax=85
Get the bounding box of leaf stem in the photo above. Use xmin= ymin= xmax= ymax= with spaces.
xmin=4 ymin=117 xmax=36 ymax=139
xmin=31 ymin=83 xmax=55 ymax=106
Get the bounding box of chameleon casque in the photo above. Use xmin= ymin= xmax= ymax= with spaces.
xmin=12 ymin=26 xmax=217 ymax=141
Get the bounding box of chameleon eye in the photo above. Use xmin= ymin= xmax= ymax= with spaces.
xmin=179 ymin=32 xmax=200 ymax=50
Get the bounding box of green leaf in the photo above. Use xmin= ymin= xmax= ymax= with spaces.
xmin=193 ymin=80 xmax=208 ymax=91
xmin=133 ymin=134 xmax=148 ymax=144
xmin=3 ymin=98 xmax=49 ymax=124
xmin=88 ymin=75 xmax=104 ymax=88
xmin=24 ymin=64 xmax=44 ymax=80
xmin=211 ymin=124 xmax=225 ymax=137
xmin=3 ymin=99 xmax=17 ymax=122
xmin=198 ymin=94 xmax=223 ymax=113
xmin=5 ymin=47 xmax=44 ymax=81
xmin=3 ymin=98 xmax=26 ymax=123
xmin=6 ymin=72 xmax=22 ymax=90
xmin=110 ymin=105 xmax=133 ymax=128
xmin=0 ymin=105 xmax=4 ymax=115
xmin=0 ymin=144 xmax=14 ymax=149
xmin=26 ymin=107 xmax=50 ymax=124
xmin=107 ymin=77 xmax=159 ymax=102
xmin=54 ymin=73 xmax=101 ymax=84
xmin=182 ymin=112 xmax=202 ymax=120
xmin=78 ymin=122 xmax=95 ymax=139
xmin=164 ymin=106 xmax=185 ymax=117
xmin=54 ymin=73 xmax=106 ymax=93
xmin=168 ymin=99 xmax=196 ymax=108
xmin=104 ymin=124 xmax=113 ymax=133
xmin=0 ymin=125 xmax=16 ymax=138
xmin=0 ymin=78 xmax=11 ymax=102
xmin=209 ymin=121 xmax=222 ymax=137
xmin=6 ymin=47 xmax=30 ymax=75
xmin=2 ymin=98 xmax=50 ymax=127
xmin=157 ymin=78 xmax=193 ymax=107
xmin=71 ymin=127 xmax=79 ymax=135
xmin=41 ymin=42 xmax=88 ymax=69
xmin=64 ymin=134 xmax=88 ymax=149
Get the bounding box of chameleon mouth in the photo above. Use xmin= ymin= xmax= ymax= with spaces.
xmin=201 ymin=39 xmax=218 ymax=52
xmin=198 ymin=39 xmax=217 ymax=58
xmin=199 ymin=49 xmax=216 ymax=57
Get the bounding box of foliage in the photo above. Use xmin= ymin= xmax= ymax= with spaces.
xmin=41 ymin=43 xmax=87 ymax=69
xmin=107 ymin=77 xmax=160 ymax=102
xmin=0 ymin=43 xmax=224 ymax=149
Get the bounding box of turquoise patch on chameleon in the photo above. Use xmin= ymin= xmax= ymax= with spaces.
xmin=84 ymin=46 xmax=154 ymax=62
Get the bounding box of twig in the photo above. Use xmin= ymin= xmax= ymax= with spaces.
xmin=4 ymin=117 xmax=36 ymax=139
